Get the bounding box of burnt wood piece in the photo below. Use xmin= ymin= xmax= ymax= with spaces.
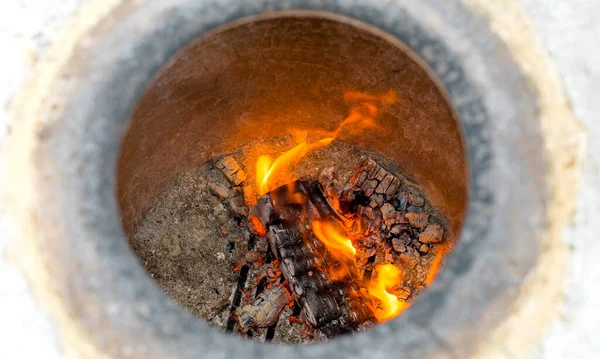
xmin=249 ymin=181 xmax=376 ymax=336
xmin=338 ymin=158 xmax=448 ymax=301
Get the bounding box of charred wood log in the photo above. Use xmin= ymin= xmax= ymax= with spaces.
xmin=339 ymin=158 xmax=449 ymax=300
xmin=249 ymin=180 xmax=376 ymax=336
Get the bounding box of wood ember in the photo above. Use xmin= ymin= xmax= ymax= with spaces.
xmin=249 ymin=180 xmax=376 ymax=337
xmin=133 ymin=147 xmax=450 ymax=343
xmin=338 ymin=158 xmax=448 ymax=302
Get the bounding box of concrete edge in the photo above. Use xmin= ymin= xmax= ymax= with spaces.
xmin=1 ymin=0 xmax=584 ymax=357
xmin=3 ymin=0 xmax=125 ymax=358
xmin=464 ymin=0 xmax=584 ymax=357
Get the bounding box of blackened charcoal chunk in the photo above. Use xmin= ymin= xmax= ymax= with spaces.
xmin=391 ymin=195 xmax=408 ymax=211
xmin=405 ymin=211 xmax=429 ymax=230
xmin=375 ymin=168 xmax=388 ymax=181
xmin=369 ymin=211 xmax=383 ymax=233
xmin=215 ymin=156 xmax=246 ymax=186
xmin=362 ymin=179 xmax=379 ymax=197
xmin=419 ymin=223 xmax=445 ymax=244
xmin=385 ymin=178 xmax=401 ymax=200
xmin=407 ymin=192 xmax=425 ymax=207
xmin=301 ymin=290 xmax=343 ymax=327
xmin=380 ymin=203 xmax=396 ymax=221
xmin=392 ymin=238 xmax=407 ymax=253
xmin=407 ymin=205 xmax=422 ymax=213
xmin=376 ymin=175 xmax=394 ymax=194
xmin=392 ymin=233 xmax=410 ymax=253
xmin=389 ymin=224 xmax=406 ymax=237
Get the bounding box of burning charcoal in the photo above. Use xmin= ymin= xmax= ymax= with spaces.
xmin=228 ymin=190 xmax=248 ymax=216
xmin=385 ymin=178 xmax=401 ymax=200
xmin=405 ymin=211 xmax=429 ymax=230
xmin=407 ymin=205 xmax=423 ymax=213
xmin=389 ymin=225 xmax=402 ymax=237
xmin=362 ymin=179 xmax=378 ymax=197
xmin=374 ymin=168 xmax=388 ymax=181
xmin=294 ymin=273 xmax=332 ymax=294
xmin=363 ymin=161 xmax=378 ymax=178
xmin=235 ymin=285 xmax=292 ymax=329
xmin=281 ymin=255 xmax=317 ymax=277
xmin=359 ymin=215 xmax=371 ymax=235
xmin=361 ymin=234 xmax=380 ymax=248
xmin=384 ymin=211 xmax=405 ymax=229
xmin=376 ymin=174 xmax=394 ymax=194
xmin=348 ymin=160 xmax=369 ymax=190
xmin=390 ymin=194 xmax=408 ymax=211
xmin=269 ymin=224 xmax=303 ymax=249
xmin=245 ymin=251 xmax=263 ymax=265
xmin=372 ymin=194 xmax=385 ymax=207
xmin=407 ymin=192 xmax=425 ymax=207
xmin=380 ymin=203 xmax=396 ymax=221
xmin=339 ymin=188 xmax=355 ymax=203
xmin=392 ymin=237 xmax=407 ymax=253
xmin=419 ymin=243 xmax=430 ymax=253
xmin=208 ymin=182 xmax=230 ymax=200
xmin=355 ymin=171 xmax=368 ymax=188
xmin=419 ymin=223 xmax=445 ymax=244
xmin=279 ymin=243 xmax=312 ymax=259
xmin=363 ymin=206 xmax=374 ymax=219
xmin=249 ymin=196 xmax=276 ymax=228
xmin=366 ymin=246 xmax=377 ymax=257
xmin=369 ymin=211 xmax=383 ymax=233
xmin=216 ymin=156 xmax=247 ymax=186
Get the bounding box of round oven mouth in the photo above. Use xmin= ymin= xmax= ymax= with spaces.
xmin=10 ymin=1 xmax=548 ymax=358
xmin=117 ymin=13 xmax=470 ymax=341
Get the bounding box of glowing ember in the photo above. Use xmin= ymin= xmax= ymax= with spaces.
xmin=368 ymin=264 xmax=411 ymax=321
xmin=248 ymin=215 xmax=268 ymax=237
xmin=426 ymin=241 xmax=450 ymax=286
xmin=311 ymin=220 xmax=356 ymax=261
xmin=244 ymin=90 xmax=450 ymax=329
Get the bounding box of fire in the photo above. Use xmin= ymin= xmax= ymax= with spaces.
xmin=368 ymin=264 xmax=411 ymax=321
xmin=248 ymin=90 xmax=436 ymax=324
xmin=256 ymin=138 xmax=333 ymax=196
xmin=426 ymin=241 xmax=450 ymax=286
xmin=311 ymin=220 xmax=356 ymax=261
xmin=254 ymin=90 xmax=397 ymax=196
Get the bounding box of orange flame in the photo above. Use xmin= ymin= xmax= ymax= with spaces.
xmin=311 ymin=220 xmax=356 ymax=261
xmin=426 ymin=241 xmax=450 ymax=286
xmin=254 ymin=90 xmax=397 ymax=196
xmin=256 ymin=138 xmax=333 ymax=196
xmin=368 ymin=264 xmax=411 ymax=321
